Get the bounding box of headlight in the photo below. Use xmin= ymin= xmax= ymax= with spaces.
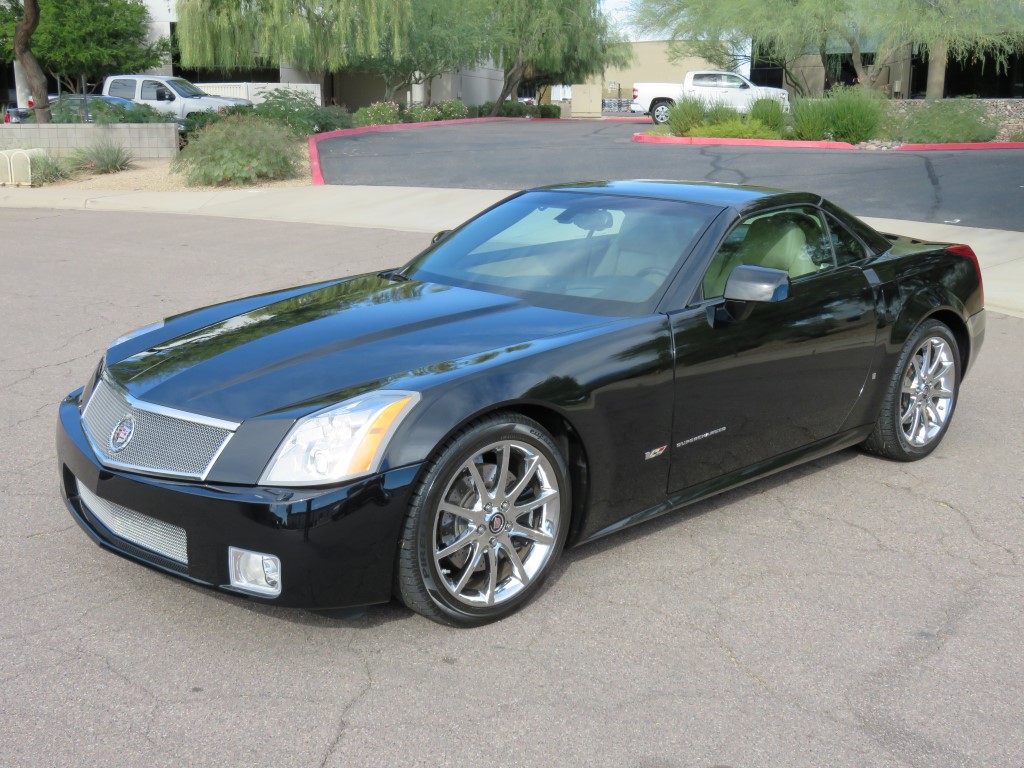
xmin=110 ymin=320 xmax=165 ymax=347
xmin=259 ymin=391 xmax=420 ymax=486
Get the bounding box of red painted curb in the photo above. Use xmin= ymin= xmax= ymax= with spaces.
xmin=307 ymin=116 xmax=564 ymax=185
xmin=895 ymin=141 xmax=1024 ymax=151
xmin=632 ymin=133 xmax=857 ymax=149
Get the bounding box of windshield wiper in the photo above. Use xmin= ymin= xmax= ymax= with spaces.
xmin=378 ymin=269 xmax=410 ymax=282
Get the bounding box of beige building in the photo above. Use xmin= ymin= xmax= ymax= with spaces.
xmin=572 ymin=41 xmax=716 ymax=118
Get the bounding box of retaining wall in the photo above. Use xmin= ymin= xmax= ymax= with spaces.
xmin=0 ymin=123 xmax=178 ymax=160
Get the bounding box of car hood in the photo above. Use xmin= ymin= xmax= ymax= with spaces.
xmin=105 ymin=274 xmax=613 ymax=422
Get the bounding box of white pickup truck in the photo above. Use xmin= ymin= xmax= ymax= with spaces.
xmin=631 ymin=71 xmax=790 ymax=124
xmin=101 ymin=75 xmax=252 ymax=118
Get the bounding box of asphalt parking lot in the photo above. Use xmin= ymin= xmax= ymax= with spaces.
xmin=3 ymin=206 xmax=1023 ymax=767
xmin=317 ymin=120 xmax=1024 ymax=231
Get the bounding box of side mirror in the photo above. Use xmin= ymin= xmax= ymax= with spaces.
xmin=709 ymin=265 xmax=790 ymax=327
xmin=723 ymin=264 xmax=790 ymax=303
xmin=432 ymin=229 xmax=452 ymax=244
xmin=157 ymin=88 xmax=173 ymax=102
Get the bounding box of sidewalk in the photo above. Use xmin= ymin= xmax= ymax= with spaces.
xmin=1 ymin=184 xmax=1020 ymax=317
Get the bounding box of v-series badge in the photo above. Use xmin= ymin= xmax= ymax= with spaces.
xmin=677 ymin=426 xmax=727 ymax=448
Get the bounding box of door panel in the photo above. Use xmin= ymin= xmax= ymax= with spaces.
xmin=668 ymin=266 xmax=877 ymax=493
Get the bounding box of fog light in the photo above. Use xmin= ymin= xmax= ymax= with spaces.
xmin=228 ymin=547 xmax=282 ymax=597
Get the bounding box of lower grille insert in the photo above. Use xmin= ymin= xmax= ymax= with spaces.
xmin=76 ymin=481 xmax=188 ymax=566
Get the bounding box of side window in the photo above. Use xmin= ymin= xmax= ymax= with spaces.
xmin=826 ymin=213 xmax=868 ymax=266
xmin=692 ymin=74 xmax=718 ymax=88
xmin=141 ymin=80 xmax=173 ymax=101
xmin=700 ymin=207 xmax=834 ymax=300
xmin=108 ymin=79 xmax=136 ymax=100
xmin=720 ymin=75 xmax=747 ymax=89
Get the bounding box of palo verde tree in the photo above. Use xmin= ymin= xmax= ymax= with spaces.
xmin=630 ymin=0 xmax=1024 ymax=98
xmin=880 ymin=0 xmax=1024 ymax=99
xmin=486 ymin=0 xmax=630 ymax=116
xmin=176 ymin=0 xmax=412 ymax=83
xmin=0 ymin=0 xmax=49 ymax=120
xmin=0 ymin=0 xmax=170 ymax=95
xmin=344 ymin=0 xmax=489 ymax=102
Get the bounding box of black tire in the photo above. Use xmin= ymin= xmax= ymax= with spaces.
xmin=651 ymin=100 xmax=672 ymax=125
xmin=395 ymin=412 xmax=570 ymax=626
xmin=862 ymin=319 xmax=961 ymax=461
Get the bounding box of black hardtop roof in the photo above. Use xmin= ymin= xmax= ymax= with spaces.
xmin=535 ymin=180 xmax=822 ymax=213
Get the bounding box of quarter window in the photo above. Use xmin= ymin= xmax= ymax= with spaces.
xmin=826 ymin=214 xmax=868 ymax=265
xmin=107 ymin=79 xmax=135 ymax=100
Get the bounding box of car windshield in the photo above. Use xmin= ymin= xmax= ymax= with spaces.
xmin=168 ymin=79 xmax=208 ymax=98
xmin=401 ymin=190 xmax=717 ymax=315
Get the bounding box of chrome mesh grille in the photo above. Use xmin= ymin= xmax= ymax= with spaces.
xmin=76 ymin=480 xmax=188 ymax=565
xmin=81 ymin=377 xmax=235 ymax=480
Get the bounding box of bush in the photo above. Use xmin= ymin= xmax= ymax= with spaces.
xmin=479 ymin=101 xmax=496 ymax=117
xmin=791 ymin=98 xmax=833 ymax=140
xmin=435 ymin=99 xmax=469 ymax=120
xmin=688 ymin=118 xmax=781 ymax=139
xmin=464 ymin=104 xmax=481 ymax=118
xmin=500 ymin=101 xmax=529 ymax=117
xmin=895 ymin=99 xmax=998 ymax=143
xmin=171 ymin=115 xmax=301 ymax=186
xmin=823 ymin=86 xmax=884 ymax=143
xmin=30 ymin=153 xmax=71 ymax=184
xmin=69 ymin=138 xmax=134 ymax=174
xmin=748 ymin=98 xmax=786 ymax=134
xmin=704 ymin=101 xmax=738 ymax=125
xmin=539 ymin=104 xmax=561 ymax=119
xmin=526 ymin=104 xmax=541 ymax=118
xmin=253 ymin=88 xmax=352 ymax=135
xmin=405 ymin=104 xmax=442 ymax=123
xmin=667 ymin=95 xmax=706 ymax=137
xmin=791 ymin=87 xmax=884 ymax=143
xmin=353 ymin=106 xmax=371 ymax=126
xmin=364 ymin=101 xmax=402 ymax=125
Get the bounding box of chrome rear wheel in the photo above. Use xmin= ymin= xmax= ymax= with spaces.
xmin=899 ymin=336 xmax=955 ymax=447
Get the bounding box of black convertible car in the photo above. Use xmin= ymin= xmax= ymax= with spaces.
xmin=57 ymin=181 xmax=985 ymax=625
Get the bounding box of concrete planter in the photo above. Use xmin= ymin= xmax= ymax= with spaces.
xmin=0 ymin=123 xmax=179 ymax=160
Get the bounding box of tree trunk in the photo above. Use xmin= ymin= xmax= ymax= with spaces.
xmin=819 ymin=44 xmax=832 ymax=91
xmin=925 ymin=40 xmax=948 ymax=100
xmin=491 ymin=55 xmax=527 ymax=116
xmin=13 ymin=0 xmax=50 ymax=123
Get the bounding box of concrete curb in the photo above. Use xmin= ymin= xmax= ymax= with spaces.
xmin=632 ymin=133 xmax=857 ymax=149
xmin=633 ymin=132 xmax=1024 ymax=151
xmin=894 ymin=141 xmax=1024 ymax=151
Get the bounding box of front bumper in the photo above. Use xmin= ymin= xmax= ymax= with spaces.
xmin=57 ymin=389 xmax=421 ymax=609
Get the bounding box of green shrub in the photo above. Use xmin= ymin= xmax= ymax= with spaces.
xmin=363 ymin=101 xmax=402 ymax=125
xmin=69 ymin=138 xmax=135 ymax=174
xmin=895 ymin=99 xmax=998 ymax=143
xmin=748 ymin=98 xmax=786 ymax=134
xmin=30 ymin=153 xmax=71 ymax=184
xmin=171 ymin=115 xmax=300 ymax=186
xmin=353 ymin=106 xmax=371 ymax=126
xmin=464 ymin=104 xmax=481 ymax=118
xmin=435 ymin=99 xmax=469 ymax=120
xmin=526 ymin=104 xmax=541 ymax=118
xmin=667 ymin=95 xmax=706 ymax=136
xmin=253 ymin=88 xmax=352 ymax=135
xmin=688 ymin=118 xmax=781 ymax=139
xmin=500 ymin=100 xmax=529 ymax=117
xmin=823 ymin=85 xmax=884 ymax=143
xmin=704 ymin=101 xmax=738 ymax=125
xmin=646 ymin=125 xmax=672 ymax=136
xmin=791 ymin=87 xmax=884 ymax=143
xmin=479 ymin=101 xmax=496 ymax=117
xmin=405 ymin=104 xmax=442 ymax=123
xmin=791 ymin=98 xmax=832 ymax=140
xmin=539 ymin=104 xmax=561 ymax=119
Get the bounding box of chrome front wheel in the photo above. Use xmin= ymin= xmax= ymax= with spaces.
xmin=396 ymin=413 xmax=570 ymax=625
